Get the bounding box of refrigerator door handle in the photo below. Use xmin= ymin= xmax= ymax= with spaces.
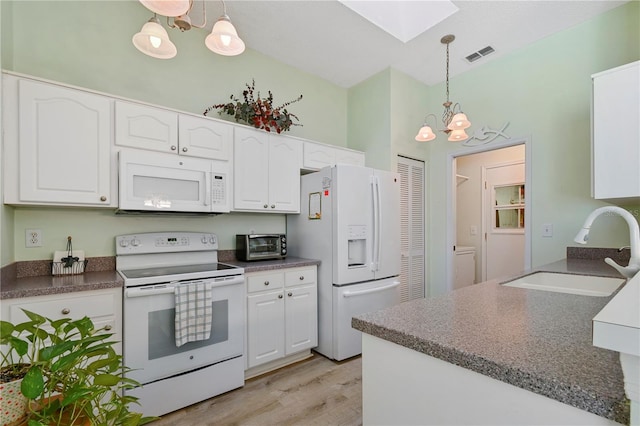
xmin=342 ymin=281 xmax=400 ymax=298
xmin=372 ymin=176 xmax=382 ymax=272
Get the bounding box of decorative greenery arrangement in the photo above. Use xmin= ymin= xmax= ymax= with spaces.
xmin=204 ymin=79 xmax=303 ymax=134
xmin=1 ymin=309 xmax=156 ymax=426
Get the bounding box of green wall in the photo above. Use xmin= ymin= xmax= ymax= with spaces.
xmin=0 ymin=0 xmax=349 ymax=263
xmin=423 ymin=1 xmax=640 ymax=295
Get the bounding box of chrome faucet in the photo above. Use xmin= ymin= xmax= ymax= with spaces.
xmin=574 ymin=206 xmax=640 ymax=279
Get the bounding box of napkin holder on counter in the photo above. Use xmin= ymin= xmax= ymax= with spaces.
xmin=51 ymin=249 xmax=87 ymax=276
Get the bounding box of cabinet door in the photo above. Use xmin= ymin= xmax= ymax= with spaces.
xmin=303 ymin=141 xmax=335 ymax=170
xmin=335 ymin=148 xmax=365 ymax=167
xmin=268 ymin=135 xmax=301 ymax=213
xmin=233 ymin=127 xmax=270 ymax=210
xmin=178 ymin=115 xmax=232 ymax=160
xmin=18 ymin=79 xmax=113 ymax=206
xmin=284 ymin=283 xmax=318 ymax=355
xmin=247 ymin=290 xmax=285 ymax=368
xmin=592 ymin=61 xmax=640 ymax=200
xmin=115 ymin=100 xmax=178 ymax=153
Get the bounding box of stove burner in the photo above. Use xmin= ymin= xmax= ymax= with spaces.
xmin=120 ymin=263 xmax=239 ymax=280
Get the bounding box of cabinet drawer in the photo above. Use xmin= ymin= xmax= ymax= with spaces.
xmin=247 ymin=272 xmax=284 ymax=293
xmin=9 ymin=292 xmax=117 ymax=322
xmin=285 ymin=267 xmax=316 ymax=287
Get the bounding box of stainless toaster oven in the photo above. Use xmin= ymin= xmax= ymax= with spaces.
xmin=236 ymin=234 xmax=287 ymax=261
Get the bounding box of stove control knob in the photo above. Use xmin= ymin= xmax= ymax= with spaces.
xmin=131 ymin=238 xmax=140 ymax=247
xmin=119 ymin=239 xmax=129 ymax=248
xmin=209 ymin=236 xmax=216 ymax=244
xmin=201 ymin=236 xmax=208 ymax=244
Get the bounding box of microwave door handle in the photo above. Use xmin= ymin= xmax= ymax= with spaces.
xmin=204 ymin=173 xmax=211 ymax=206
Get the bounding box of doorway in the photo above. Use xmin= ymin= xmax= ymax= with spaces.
xmin=447 ymin=139 xmax=530 ymax=292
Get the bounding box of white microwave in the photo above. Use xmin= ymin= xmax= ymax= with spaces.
xmin=118 ymin=149 xmax=229 ymax=213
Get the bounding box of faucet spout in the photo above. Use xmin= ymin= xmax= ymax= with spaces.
xmin=574 ymin=206 xmax=640 ymax=279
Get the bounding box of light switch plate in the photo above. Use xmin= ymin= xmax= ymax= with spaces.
xmin=542 ymin=223 xmax=553 ymax=238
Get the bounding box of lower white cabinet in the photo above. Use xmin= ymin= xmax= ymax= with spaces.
xmin=246 ymin=266 xmax=317 ymax=369
xmin=0 ymin=288 xmax=123 ymax=354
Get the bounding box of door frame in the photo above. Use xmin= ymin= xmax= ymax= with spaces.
xmin=445 ymin=136 xmax=532 ymax=293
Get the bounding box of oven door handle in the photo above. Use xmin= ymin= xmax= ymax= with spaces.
xmin=126 ymin=285 xmax=177 ymax=298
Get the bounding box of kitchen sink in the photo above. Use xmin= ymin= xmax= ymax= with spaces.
xmin=502 ymin=272 xmax=625 ymax=297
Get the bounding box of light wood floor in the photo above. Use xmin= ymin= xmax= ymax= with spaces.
xmin=152 ymin=354 xmax=363 ymax=426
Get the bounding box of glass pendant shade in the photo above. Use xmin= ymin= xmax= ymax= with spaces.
xmin=415 ymin=125 xmax=436 ymax=142
xmin=447 ymin=112 xmax=471 ymax=131
xmin=139 ymin=0 xmax=190 ymax=17
xmin=133 ymin=17 xmax=177 ymax=59
xmin=448 ymin=129 xmax=469 ymax=142
xmin=205 ymin=16 xmax=245 ymax=56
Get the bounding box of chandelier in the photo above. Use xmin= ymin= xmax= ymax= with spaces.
xmin=133 ymin=0 xmax=245 ymax=59
xmin=415 ymin=34 xmax=471 ymax=142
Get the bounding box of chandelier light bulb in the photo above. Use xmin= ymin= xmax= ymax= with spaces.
xmin=415 ymin=125 xmax=436 ymax=142
xmin=149 ymin=35 xmax=162 ymax=48
xmin=448 ymin=129 xmax=469 ymax=142
xmin=447 ymin=112 xmax=471 ymax=131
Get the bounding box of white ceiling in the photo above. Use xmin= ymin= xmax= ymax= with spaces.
xmin=186 ymin=0 xmax=628 ymax=88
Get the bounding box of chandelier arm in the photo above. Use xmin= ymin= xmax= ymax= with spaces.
xmin=190 ymin=0 xmax=207 ymax=29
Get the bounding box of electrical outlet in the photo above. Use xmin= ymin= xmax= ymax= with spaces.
xmin=25 ymin=229 xmax=43 ymax=247
xmin=470 ymin=225 xmax=478 ymax=236
xmin=541 ymin=223 xmax=553 ymax=238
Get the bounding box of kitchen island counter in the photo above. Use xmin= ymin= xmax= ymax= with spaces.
xmin=353 ymin=257 xmax=629 ymax=424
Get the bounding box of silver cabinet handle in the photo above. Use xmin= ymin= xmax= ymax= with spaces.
xmin=104 ymin=324 xmax=112 ymax=331
xmin=278 ymin=294 xmax=283 ymax=299
xmin=182 ymin=147 xmax=188 ymax=152
xmin=263 ymin=204 xmax=268 ymax=209
xmin=299 ymin=276 xmax=304 ymax=280
xmin=61 ymin=308 xmax=70 ymax=315
xmin=288 ymin=292 xmax=293 ymax=297
xmin=100 ymin=196 xmax=107 ymax=202
xmin=171 ymin=145 xmax=177 ymax=151
xmin=271 ymin=205 xmax=275 ymax=209
xmin=264 ymin=281 xmax=270 ymax=286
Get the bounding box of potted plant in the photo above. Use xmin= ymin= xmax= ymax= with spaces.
xmin=1 ymin=309 xmax=156 ymax=426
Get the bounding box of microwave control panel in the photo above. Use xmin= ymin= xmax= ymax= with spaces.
xmin=212 ymin=173 xmax=226 ymax=205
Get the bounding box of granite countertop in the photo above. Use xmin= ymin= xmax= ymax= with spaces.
xmin=1 ymin=270 xmax=124 ymax=300
xmin=221 ymin=256 xmax=320 ymax=273
xmin=352 ymin=257 xmax=630 ymax=424
xmin=1 ymin=256 xmax=320 ymax=300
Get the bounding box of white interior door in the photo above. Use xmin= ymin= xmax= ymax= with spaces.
xmin=483 ymin=162 xmax=525 ymax=281
xmin=397 ymin=156 xmax=425 ymax=301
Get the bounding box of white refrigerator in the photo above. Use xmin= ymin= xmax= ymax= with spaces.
xmin=287 ymin=165 xmax=401 ymax=360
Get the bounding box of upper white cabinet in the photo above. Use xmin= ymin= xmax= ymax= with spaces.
xmin=115 ymin=100 xmax=231 ymax=161
xmin=233 ymin=127 xmax=302 ymax=213
xmin=592 ymin=61 xmax=640 ymax=201
xmin=303 ymin=141 xmax=365 ymax=171
xmin=2 ymin=74 xmax=115 ymax=207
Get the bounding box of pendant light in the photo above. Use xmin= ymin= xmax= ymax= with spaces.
xmin=415 ymin=34 xmax=471 ymax=142
xmin=132 ymin=15 xmax=177 ymax=59
xmin=139 ymin=0 xmax=190 ymax=17
xmin=205 ymin=1 xmax=245 ymax=56
xmin=133 ymin=0 xmax=245 ymax=59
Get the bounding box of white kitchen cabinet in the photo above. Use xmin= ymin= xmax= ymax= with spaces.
xmin=2 ymin=74 xmax=115 ymax=207
xmin=233 ymin=127 xmax=302 ymax=213
xmin=0 ymin=288 xmax=123 ymax=354
xmin=591 ymin=60 xmax=640 ymax=201
xmin=115 ymin=100 xmax=231 ymax=161
xmin=303 ymin=140 xmax=365 ymax=171
xmin=246 ymin=266 xmax=317 ymax=370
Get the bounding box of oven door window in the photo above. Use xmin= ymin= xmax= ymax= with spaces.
xmin=124 ymin=280 xmax=244 ymax=385
xmin=148 ymin=299 xmax=228 ymax=360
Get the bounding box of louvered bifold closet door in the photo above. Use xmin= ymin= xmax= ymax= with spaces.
xmin=397 ymin=156 xmax=426 ymax=302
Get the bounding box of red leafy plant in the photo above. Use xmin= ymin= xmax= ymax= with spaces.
xmin=204 ymin=80 xmax=303 ymax=133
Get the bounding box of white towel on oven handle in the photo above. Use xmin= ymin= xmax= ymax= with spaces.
xmin=174 ymin=281 xmax=213 ymax=347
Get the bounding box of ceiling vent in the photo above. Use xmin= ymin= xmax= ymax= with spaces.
xmin=465 ymin=45 xmax=495 ymax=63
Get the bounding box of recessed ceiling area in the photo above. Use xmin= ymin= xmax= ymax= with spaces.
xmin=337 ymin=0 xmax=459 ymax=43
xmin=182 ymin=1 xmax=629 ymax=88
